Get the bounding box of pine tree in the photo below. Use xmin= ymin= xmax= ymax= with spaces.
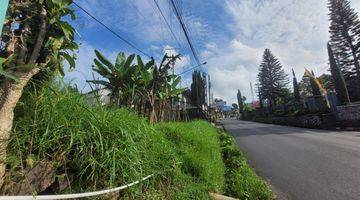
xmin=237 ymin=89 xmax=243 ymax=114
xmin=328 ymin=0 xmax=360 ymax=88
xmin=256 ymin=84 xmax=264 ymax=108
xmin=327 ymin=43 xmax=350 ymax=105
xmin=257 ymin=49 xmax=289 ymax=109
xmin=292 ymin=69 xmax=301 ymax=102
xmin=190 ymin=70 xmax=206 ymax=107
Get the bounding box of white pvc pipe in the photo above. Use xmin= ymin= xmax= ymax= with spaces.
xmin=0 ymin=174 xmax=154 ymax=200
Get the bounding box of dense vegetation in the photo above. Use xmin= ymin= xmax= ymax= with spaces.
xmin=190 ymin=70 xmax=207 ymax=107
xmin=1 ymin=83 xmax=272 ymax=199
xmin=87 ymin=50 xmax=185 ymax=123
xmin=292 ymin=69 xmax=301 ymax=103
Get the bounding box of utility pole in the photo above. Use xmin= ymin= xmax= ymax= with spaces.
xmin=167 ymin=52 xmax=177 ymax=121
xmin=165 ymin=48 xmax=177 ymax=77
xmin=204 ymin=73 xmax=208 ymax=114
xmin=211 ymin=92 xmax=214 ymax=106
xmin=0 ymin=0 xmax=10 ymax=34
xmin=207 ymin=74 xmax=211 ymax=118
xmin=204 ymin=73 xmax=207 ymax=106
xmin=208 ymin=74 xmax=211 ymax=107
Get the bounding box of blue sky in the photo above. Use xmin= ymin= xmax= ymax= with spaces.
xmin=65 ymin=0 xmax=360 ymax=105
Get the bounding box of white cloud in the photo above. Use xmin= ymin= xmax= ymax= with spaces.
xmin=210 ymin=64 xmax=256 ymax=104
xmin=65 ymin=42 xmax=117 ymax=93
xmin=353 ymin=0 xmax=360 ymax=12
xmin=74 ymin=0 xmax=209 ymax=48
xmin=202 ymin=39 xmax=261 ymax=104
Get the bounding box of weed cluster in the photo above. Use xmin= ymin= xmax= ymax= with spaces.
xmin=219 ymin=131 xmax=273 ymax=200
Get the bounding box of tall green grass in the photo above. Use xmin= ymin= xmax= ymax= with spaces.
xmin=219 ymin=131 xmax=273 ymax=200
xmin=8 ymin=83 xmax=176 ymax=197
xmin=6 ymin=82 xmax=273 ymax=199
xmin=156 ymin=121 xmax=225 ymax=198
xmin=6 ymin=83 xmax=223 ymax=199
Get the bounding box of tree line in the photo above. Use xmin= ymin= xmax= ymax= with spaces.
xmin=87 ymin=50 xmax=185 ymax=123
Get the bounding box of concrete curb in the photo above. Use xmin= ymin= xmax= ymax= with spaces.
xmin=209 ymin=193 xmax=239 ymax=200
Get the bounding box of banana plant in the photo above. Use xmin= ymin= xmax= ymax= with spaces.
xmin=169 ymin=75 xmax=186 ymax=99
xmin=136 ymin=55 xmax=161 ymax=122
xmin=88 ymin=51 xmax=186 ymax=122
xmin=156 ymin=54 xmax=185 ymax=121
xmin=134 ymin=55 xmax=154 ymax=117
xmin=87 ymin=50 xmax=136 ymax=106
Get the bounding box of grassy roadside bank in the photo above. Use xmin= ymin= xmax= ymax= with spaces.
xmin=2 ymin=83 xmax=273 ymax=199
xmin=218 ymin=130 xmax=273 ymax=199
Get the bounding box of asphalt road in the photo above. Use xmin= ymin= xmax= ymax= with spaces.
xmin=221 ymin=118 xmax=360 ymax=200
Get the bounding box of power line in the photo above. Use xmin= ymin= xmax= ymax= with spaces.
xmin=171 ymin=0 xmax=200 ymax=64
xmin=178 ymin=62 xmax=207 ymax=75
xmin=153 ymin=0 xmax=183 ymax=50
xmin=129 ymin=1 xmax=169 ymax=56
xmin=73 ymin=2 xmax=153 ymax=59
xmin=147 ymin=0 xmax=173 ymax=49
xmin=129 ymin=1 xmax=163 ymax=38
xmin=169 ymin=0 xmax=201 ymax=66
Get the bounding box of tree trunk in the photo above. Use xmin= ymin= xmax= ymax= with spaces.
xmin=0 ymin=4 xmax=47 ymax=187
xmin=148 ymin=93 xmax=157 ymax=123
xmin=0 ymin=68 xmax=40 ymax=187
xmin=160 ymin=100 xmax=166 ymax=122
